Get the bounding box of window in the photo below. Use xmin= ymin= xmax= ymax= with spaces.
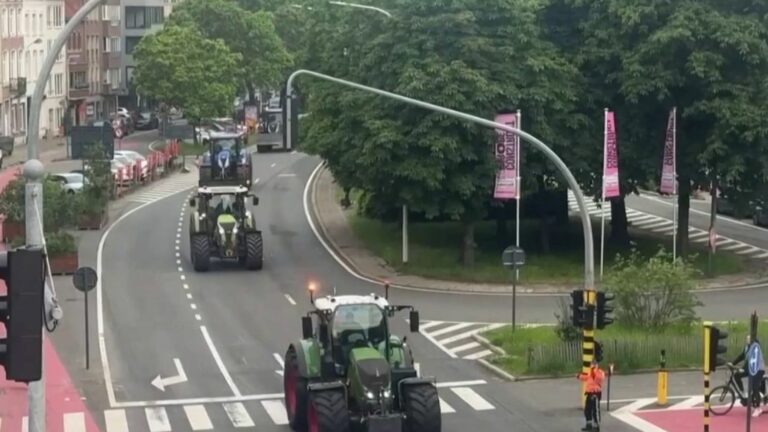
xmin=125 ymin=36 xmax=141 ymax=54
xmin=24 ymin=51 xmax=29 ymax=78
xmin=24 ymin=13 xmax=28 ymax=35
xmin=16 ymin=7 xmax=20 ymax=36
xmin=9 ymin=50 xmax=15 ymax=79
xmin=1 ymin=9 xmax=6 ymax=37
xmin=125 ymin=6 xmax=144 ymax=29
xmin=107 ymin=68 xmax=120 ymax=88
xmin=46 ymin=6 xmax=51 ymax=28
xmin=70 ymin=71 xmax=86 ymax=89
xmin=9 ymin=8 xmax=14 ymax=36
xmin=54 ymin=73 xmax=62 ymax=95
xmin=53 ymin=5 xmax=62 ymax=27
xmin=110 ymin=37 xmax=120 ymax=53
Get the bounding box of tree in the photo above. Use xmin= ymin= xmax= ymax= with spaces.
xmin=302 ymin=0 xmax=583 ymax=265
xmin=133 ymin=24 xmax=242 ymax=123
xmin=168 ymin=0 xmax=293 ymax=101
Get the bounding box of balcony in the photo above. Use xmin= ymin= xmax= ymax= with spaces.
xmin=101 ymin=83 xmax=127 ymax=96
xmin=69 ymin=82 xmax=90 ymax=99
xmin=3 ymin=78 xmax=27 ymax=99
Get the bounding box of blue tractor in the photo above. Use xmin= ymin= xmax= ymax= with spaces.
xmin=199 ymin=131 xmax=253 ymax=188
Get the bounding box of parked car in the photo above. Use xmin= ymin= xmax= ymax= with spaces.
xmin=114 ymin=150 xmax=148 ymax=180
xmin=49 ymin=173 xmax=88 ymax=194
xmin=717 ymin=196 xmax=753 ymax=219
xmin=136 ymin=111 xmax=158 ymax=130
xmin=112 ymin=155 xmax=136 ymax=183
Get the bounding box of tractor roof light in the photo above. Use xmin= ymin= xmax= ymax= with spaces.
xmin=308 ymin=281 xmax=317 ymax=303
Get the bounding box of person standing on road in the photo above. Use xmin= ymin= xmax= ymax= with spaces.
xmin=577 ymin=359 xmax=605 ymax=431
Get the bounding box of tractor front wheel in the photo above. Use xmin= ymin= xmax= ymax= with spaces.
xmin=191 ymin=235 xmax=211 ymax=272
xmin=402 ymin=384 xmax=441 ymax=432
xmin=307 ymin=390 xmax=350 ymax=432
xmin=244 ymin=232 xmax=263 ymax=270
xmin=284 ymin=347 xmax=309 ymax=431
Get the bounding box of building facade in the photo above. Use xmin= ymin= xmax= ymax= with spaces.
xmin=0 ymin=0 xmax=27 ymax=138
xmin=121 ymin=0 xmax=165 ymax=110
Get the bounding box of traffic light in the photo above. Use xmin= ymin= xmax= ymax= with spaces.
xmin=707 ymin=325 xmax=729 ymax=373
xmin=594 ymin=340 xmax=603 ymax=363
xmin=570 ymin=290 xmax=594 ymax=329
xmin=0 ymin=248 xmax=46 ymax=382
xmin=596 ymin=292 xmax=615 ymax=329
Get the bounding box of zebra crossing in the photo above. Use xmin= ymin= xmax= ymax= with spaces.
xmin=608 ymin=395 xmax=706 ymax=413
xmin=567 ymin=191 xmax=768 ymax=260
xmin=125 ymin=175 xmax=198 ymax=204
xmin=419 ymin=320 xmax=506 ymax=360
xmin=0 ymin=386 xmax=496 ymax=431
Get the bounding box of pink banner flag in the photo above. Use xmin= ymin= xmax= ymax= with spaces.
xmin=493 ymin=113 xmax=520 ymax=200
xmin=603 ymin=111 xmax=620 ymax=199
xmin=659 ymin=108 xmax=677 ymax=195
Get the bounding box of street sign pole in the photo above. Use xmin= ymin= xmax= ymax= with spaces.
xmin=502 ymin=246 xmax=525 ymax=331
xmin=72 ymin=267 xmax=98 ymax=370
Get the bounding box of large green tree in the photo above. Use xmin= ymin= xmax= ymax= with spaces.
xmin=168 ymin=0 xmax=292 ymax=101
xmin=302 ymin=0 xmax=584 ymax=265
xmin=133 ymin=24 xmax=242 ymax=122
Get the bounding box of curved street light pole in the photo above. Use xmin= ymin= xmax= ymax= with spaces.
xmin=24 ymin=1 xmax=107 ymax=431
xmin=285 ymin=69 xmax=596 ymax=290
xmin=291 ymin=1 xmax=392 ymax=17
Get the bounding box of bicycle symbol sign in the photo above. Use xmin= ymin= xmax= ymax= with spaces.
xmin=748 ymin=343 xmax=762 ymax=376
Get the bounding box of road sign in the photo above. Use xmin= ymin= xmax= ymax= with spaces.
xmin=502 ymin=246 xmax=525 ymax=268
xmin=72 ymin=266 xmax=97 ymax=293
xmin=748 ymin=342 xmax=762 ymax=377
xmin=114 ymin=127 xmax=123 ymax=139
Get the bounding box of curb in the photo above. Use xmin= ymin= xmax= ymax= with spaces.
xmin=472 ymin=333 xmax=506 ymax=356
xmin=477 ymin=359 xmax=517 ymax=382
xmin=308 ymin=162 xmax=768 ymax=295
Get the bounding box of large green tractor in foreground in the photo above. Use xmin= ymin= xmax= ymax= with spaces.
xmin=283 ymin=284 xmax=440 ymax=432
xmin=188 ymin=185 xmax=263 ymax=271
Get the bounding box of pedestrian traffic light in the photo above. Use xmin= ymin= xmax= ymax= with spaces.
xmin=596 ymin=292 xmax=615 ymax=329
xmin=0 ymin=248 xmax=46 ymax=382
xmin=594 ymin=340 xmax=603 ymax=363
xmin=706 ymin=325 xmax=728 ymax=373
xmin=570 ymin=290 xmax=594 ymax=329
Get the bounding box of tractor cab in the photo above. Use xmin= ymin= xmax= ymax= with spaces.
xmin=199 ymin=131 xmax=253 ymax=188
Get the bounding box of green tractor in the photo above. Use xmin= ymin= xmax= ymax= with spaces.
xmin=188 ymin=185 xmax=263 ymax=272
xmin=283 ymin=283 xmax=441 ymax=432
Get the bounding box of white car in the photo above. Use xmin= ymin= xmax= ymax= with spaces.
xmin=117 ymin=107 xmax=130 ymax=117
xmin=114 ymin=150 xmax=148 ymax=179
xmin=50 ymin=173 xmax=88 ymax=194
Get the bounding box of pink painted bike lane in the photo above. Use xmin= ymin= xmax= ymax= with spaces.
xmin=0 ymin=166 xmax=100 ymax=431
xmin=633 ymin=406 xmax=768 ymax=432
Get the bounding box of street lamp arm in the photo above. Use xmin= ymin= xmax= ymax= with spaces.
xmin=327 ymin=1 xmax=392 ymax=17
xmin=27 ymin=0 xmax=107 ymax=160
xmin=286 ymin=69 xmax=595 ymax=289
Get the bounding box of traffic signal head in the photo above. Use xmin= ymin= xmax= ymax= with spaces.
xmin=707 ymin=325 xmax=728 ymax=373
xmin=596 ymin=292 xmax=615 ymax=329
xmin=0 ymin=248 xmax=46 ymax=382
xmin=570 ymin=290 xmax=594 ymax=330
xmin=594 ymin=340 xmax=604 ymax=363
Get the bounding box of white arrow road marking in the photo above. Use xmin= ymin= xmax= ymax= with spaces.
xmin=274 ymin=353 xmax=284 ymax=376
xmin=152 ymin=358 xmax=188 ymax=391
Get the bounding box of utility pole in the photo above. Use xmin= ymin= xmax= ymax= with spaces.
xmin=24 ymin=1 xmax=106 ymax=430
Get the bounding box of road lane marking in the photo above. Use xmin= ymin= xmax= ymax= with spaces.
xmin=63 ymin=412 xmax=86 ymax=432
xmin=438 ymin=324 xmax=504 ymax=345
xmin=270 ymin=163 xmax=276 ymax=168
xmin=191 ymin=303 xmax=197 ymax=310
xmin=186 ymin=293 xmax=193 ymax=299
xmin=254 ymin=178 xmax=260 ymax=184
xmin=180 ymin=275 xmax=186 ymax=281
xmin=261 ymin=400 xmax=289 ymax=425
xmin=223 ymin=402 xmax=255 ymax=428
xmin=439 ymin=398 xmax=455 ymax=413
xmin=195 ymin=314 xmax=201 ymax=321
xmin=200 ymin=325 xmax=242 ymax=396
xmin=669 ymin=395 xmax=703 ymax=410
xmin=419 ymin=321 xmax=445 ymax=331
xmin=183 ymin=405 xmax=214 ymax=430
xmin=273 ymin=353 xmax=284 ymax=368
xmin=183 ymin=284 xmax=189 ymax=290
xmin=178 ymin=266 xmax=183 ymax=272
xmin=428 ymin=322 xmax=475 ymax=337
xmin=145 ymin=407 xmax=172 ymax=431
xmin=450 ymin=387 xmax=494 ymax=410
xmin=176 ymin=259 xmax=181 ymax=265
xmin=284 ymin=294 xmax=296 ymax=305
xmin=278 ymin=173 xmax=296 ymax=177
xmin=436 ymin=380 xmax=486 ymax=388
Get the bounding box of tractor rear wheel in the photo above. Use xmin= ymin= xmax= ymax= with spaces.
xmin=402 ymin=383 xmax=441 ymax=432
xmin=307 ymin=390 xmax=350 ymax=432
xmin=284 ymin=347 xmax=309 ymax=431
xmin=191 ymin=235 xmax=211 ymax=272
xmin=244 ymin=232 xmax=263 ymax=270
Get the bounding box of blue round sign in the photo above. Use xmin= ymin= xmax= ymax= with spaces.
xmin=748 ymin=343 xmax=762 ymax=377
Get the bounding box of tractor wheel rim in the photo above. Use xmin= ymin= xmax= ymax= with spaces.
xmin=308 ymin=401 xmax=319 ymax=432
xmin=286 ymin=367 xmax=296 ymax=416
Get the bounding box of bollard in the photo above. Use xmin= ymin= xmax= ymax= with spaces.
xmin=657 ymin=349 xmax=668 ymax=405
xmin=607 ymin=363 xmax=614 ymax=411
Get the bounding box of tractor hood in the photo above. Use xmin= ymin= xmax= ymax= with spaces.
xmin=349 ymin=347 xmax=390 ymax=391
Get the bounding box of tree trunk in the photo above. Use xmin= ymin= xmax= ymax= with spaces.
xmin=609 ymin=196 xmax=630 ymax=247
xmin=246 ymin=82 xmax=257 ymax=104
xmin=677 ymin=176 xmax=691 ymax=259
xmin=537 ymin=176 xmax=551 ymax=253
xmin=461 ymin=221 xmax=476 ymax=266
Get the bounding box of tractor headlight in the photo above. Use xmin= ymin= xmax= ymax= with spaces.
xmin=198 ymin=213 xmax=206 ymax=220
xmin=232 ymin=225 xmax=238 ymax=235
xmin=365 ymin=391 xmax=375 ymax=400
xmin=218 ymin=227 xmax=225 ymax=236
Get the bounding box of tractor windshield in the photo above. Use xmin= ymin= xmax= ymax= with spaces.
xmin=332 ymin=304 xmax=386 ymax=349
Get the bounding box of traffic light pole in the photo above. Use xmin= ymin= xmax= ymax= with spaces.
xmin=703 ymin=324 xmax=712 ymax=432
xmin=24 ymin=1 xmax=106 ymax=430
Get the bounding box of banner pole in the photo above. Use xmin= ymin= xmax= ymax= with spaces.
xmin=515 ymin=109 xmax=521 ymax=281
xmin=600 ymin=108 xmax=608 ymax=279
xmin=672 ymin=107 xmax=677 ymax=263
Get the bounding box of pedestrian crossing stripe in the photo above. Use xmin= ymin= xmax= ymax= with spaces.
xmin=126 ymin=176 xmax=198 ymax=204
xmin=567 ymin=190 xmax=768 ymax=261
xmin=419 ymin=320 xmax=512 ymax=360
xmin=0 ymin=390 xmax=497 ymax=431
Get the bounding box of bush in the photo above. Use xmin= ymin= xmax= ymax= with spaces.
xmin=553 ymin=296 xmax=580 ymax=342
xmin=45 ymin=231 xmax=77 ymax=255
xmin=0 ymin=175 xmax=79 ymax=231
xmin=603 ymin=248 xmax=702 ymax=329
xmin=81 ymin=142 xmax=113 ymax=215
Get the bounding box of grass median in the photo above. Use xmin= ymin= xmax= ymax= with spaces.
xmin=482 ymin=321 xmax=768 ymax=377
xmin=345 ymin=208 xmax=748 ymax=285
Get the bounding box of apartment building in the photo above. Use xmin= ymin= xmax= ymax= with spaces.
xmin=122 ymin=0 xmax=165 ymax=110
xmin=66 ymin=0 xmax=122 ymax=125
xmin=0 ymin=0 xmax=26 ymax=138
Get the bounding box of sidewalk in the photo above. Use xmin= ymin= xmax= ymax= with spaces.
xmin=5 ymin=136 xmax=68 ymax=168
xmin=310 ymin=164 xmax=768 ymax=294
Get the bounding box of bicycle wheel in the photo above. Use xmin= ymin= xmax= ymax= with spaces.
xmin=709 ymin=385 xmax=736 ymax=416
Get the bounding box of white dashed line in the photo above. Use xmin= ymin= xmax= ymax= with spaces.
xmin=191 ymin=304 xmax=197 ymax=310
xmin=176 ymin=259 xmax=181 ymax=265
xmin=183 ymin=284 xmax=189 ymax=290
xmin=284 ymin=294 xmax=296 ymax=305
xmin=175 ymin=252 xmax=180 ymax=257
xmin=254 ymin=178 xmax=260 ymax=184
xmin=270 ymin=163 xmax=276 ymax=168
xmin=175 ymin=239 xmax=180 ymax=244
xmin=178 ymin=267 xmax=183 ymax=272
xmin=175 ymin=245 xmax=180 ymax=250
xmin=180 ymin=275 xmax=186 ymax=281
xmin=195 ymin=314 xmax=202 ymax=321
xmin=186 ymin=293 xmax=193 ymax=300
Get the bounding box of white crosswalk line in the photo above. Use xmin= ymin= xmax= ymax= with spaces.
xmin=223 ymin=402 xmax=255 ymax=428
xmin=429 ymin=322 xmax=475 ymax=337
xmin=735 ymin=246 xmax=761 ymax=255
xmin=439 ymin=324 xmax=503 ymax=345
xmin=628 ymin=214 xmax=656 ymax=223
xmin=145 ymin=407 xmax=172 ymax=432
xmin=184 ymin=405 xmax=214 ymax=430
xmin=669 ymin=395 xmax=703 ymax=410
xmin=753 ymin=251 xmax=768 ymax=258
xmin=716 ymin=238 xmax=735 ymax=246
xmin=450 ymin=341 xmax=481 ymax=353
xmin=104 ymin=409 xmax=130 ymax=432
xmin=439 ymin=398 xmax=456 ymax=413
xmin=419 ymin=321 xmax=445 ymax=331
xmin=451 ymin=387 xmax=494 ymax=411
xmin=261 ymin=400 xmax=289 ymax=425
xmin=22 ymin=417 xmax=27 ymax=432
xmin=63 ymin=412 xmax=86 ymax=432
xmin=722 ymin=243 xmax=752 ymax=252
xmin=463 ymin=350 xmax=493 ymax=360
xmin=634 ymin=219 xmax=668 ymax=229
xmin=690 ymin=231 xmax=709 ymax=238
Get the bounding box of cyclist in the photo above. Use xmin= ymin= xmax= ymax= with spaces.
xmin=728 ymin=335 xmax=753 ymax=403
xmin=750 ymin=338 xmax=765 ymax=417
xmin=577 ymin=358 xmax=605 ymax=431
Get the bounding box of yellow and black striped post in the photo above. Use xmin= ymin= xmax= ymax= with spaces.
xmin=703 ymin=322 xmax=712 ymax=432
xmin=581 ymin=289 xmax=597 ymax=407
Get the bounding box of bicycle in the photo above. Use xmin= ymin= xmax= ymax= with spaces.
xmin=709 ymin=363 xmax=768 ymax=415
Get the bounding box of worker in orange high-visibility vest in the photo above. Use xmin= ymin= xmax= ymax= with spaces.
xmin=577 ymin=358 xmax=605 ymax=431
